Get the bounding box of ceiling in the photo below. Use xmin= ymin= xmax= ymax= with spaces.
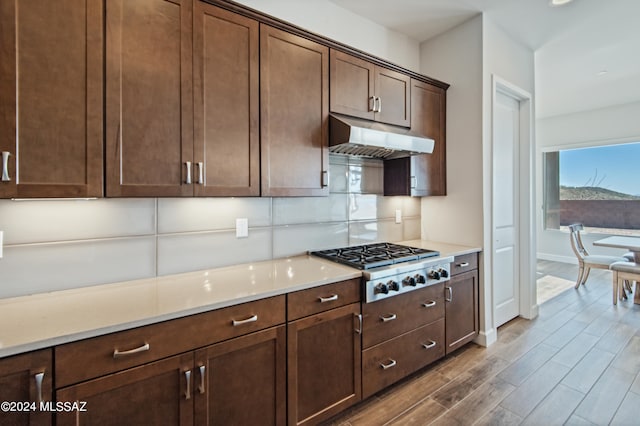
xmin=330 ymin=0 xmax=640 ymax=118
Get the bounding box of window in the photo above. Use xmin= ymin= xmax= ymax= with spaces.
xmin=543 ymin=141 xmax=640 ymax=236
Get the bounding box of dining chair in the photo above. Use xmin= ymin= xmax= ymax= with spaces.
xmin=610 ymin=261 xmax=640 ymax=305
xmin=568 ymin=224 xmax=628 ymax=288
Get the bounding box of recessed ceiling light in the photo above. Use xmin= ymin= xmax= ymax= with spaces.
xmin=596 ymin=70 xmax=608 ymax=76
xmin=549 ymin=0 xmax=574 ymax=6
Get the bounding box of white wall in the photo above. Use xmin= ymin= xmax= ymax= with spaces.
xmin=536 ymin=101 xmax=640 ymax=262
xmin=234 ymin=0 xmax=420 ymax=70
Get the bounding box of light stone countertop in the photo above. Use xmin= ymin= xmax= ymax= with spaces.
xmin=0 ymin=240 xmax=480 ymax=359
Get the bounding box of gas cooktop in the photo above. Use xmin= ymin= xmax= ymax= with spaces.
xmin=310 ymin=242 xmax=440 ymax=270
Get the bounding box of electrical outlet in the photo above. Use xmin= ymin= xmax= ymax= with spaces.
xmin=0 ymin=230 xmax=3 ymax=259
xmin=236 ymin=218 xmax=248 ymax=238
xmin=395 ymin=209 xmax=402 ymax=224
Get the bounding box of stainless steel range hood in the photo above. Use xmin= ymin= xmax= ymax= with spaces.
xmin=329 ymin=114 xmax=435 ymax=160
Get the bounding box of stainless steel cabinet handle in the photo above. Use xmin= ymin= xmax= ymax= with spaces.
xmin=198 ymin=365 xmax=206 ymax=394
xmin=422 ymin=300 xmax=437 ymax=308
xmin=322 ymin=170 xmax=329 ymax=187
xmin=196 ymin=162 xmax=204 ymax=184
xmin=113 ymin=343 xmax=150 ymax=358
xmin=185 ymin=161 xmax=192 ymax=184
xmin=355 ymin=313 xmax=362 ymax=334
xmin=34 ymin=372 xmax=44 ymax=404
xmin=445 ymin=286 xmax=453 ymax=302
xmin=184 ymin=370 xmax=191 ymax=400
xmin=1 ymin=151 xmax=10 ymax=182
xmin=319 ymin=294 xmax=338 ymax=303
xmin=422 ymin=340 xmax=437 ymax=349
xmin=380 ymin=359 xmax=397 ymax=370
xmin=369 ymin=96 xmax=376 ymax=112
xmin=376 ymin=97 xmax=382 ymax=113
xmin=232 ymin=314 xmax=258 ymax=326
xmin=457 ymin=262 xmax=469 ymax=267
xmin=380 ymin=313 xmax=397 ymax=322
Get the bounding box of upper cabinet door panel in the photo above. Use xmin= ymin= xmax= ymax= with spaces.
xmin=260 ymin=25 xmax=329 ymax=197
xmin=329 ymin=50 xmax=375 ymax=120
xmin=375 ymin=67 xmax=410 ymax=127
xmin=193 ymin=3 xmax=259 ymax=197
xmin=0 ymin=0 xmax=103 ymax=198
xmin=105 ymin=0 xmax=193 ymax=197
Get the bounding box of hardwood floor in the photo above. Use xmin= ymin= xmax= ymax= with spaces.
xmin=323 ymin=260 xmax=640 ymax=426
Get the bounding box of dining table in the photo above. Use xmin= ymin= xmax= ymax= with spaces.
xmin=593 ymin=235 xmax=640 ymax=304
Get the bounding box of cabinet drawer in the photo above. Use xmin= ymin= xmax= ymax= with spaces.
xmin=362 ymin=283 xmax=444 ymax=348
xmin=55 ymin=296 xmax=285 ymax=387
xmin=450 ymin=253 xmax=478 ymax=276
xmin=362 ymin=318 xmax=445 ymax=398
xmin=287 ymin=278 xmax=360 ymax=321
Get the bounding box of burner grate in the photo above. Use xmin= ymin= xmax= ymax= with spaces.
xmin=310 ymin=243 xmax=439 ymax=270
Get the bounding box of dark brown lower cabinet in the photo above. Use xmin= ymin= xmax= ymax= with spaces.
xmin=195 ymin=326 xmax=286 ymax=426
xmin=0 ymin=349 xmax=52 ymax=426
xmin=445 ymin=269 xmax=479 ymax=354
xmin=287 ymin=303 xmax=361 ymax=426
xmin=56 ymin=353 xmax=194 ymax=426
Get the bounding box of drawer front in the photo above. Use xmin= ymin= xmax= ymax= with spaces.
xmin=287 ymin=278 xmax=360 ymax=321
xmin=362 ymin=318 xmax=445 ymax=398
xmin=450 ymin=253 xmax=478 ymax=276
xmin=362 ymin=283 xmax=444 ymax=348
xmin=55 ymin=295 xmax=285 ymax=387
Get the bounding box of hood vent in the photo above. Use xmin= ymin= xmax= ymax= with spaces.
xmin=329 ymin=114 xmax=435 ymax=160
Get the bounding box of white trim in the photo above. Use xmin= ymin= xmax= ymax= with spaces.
xmin=537 ymin=253 xmax=577 ymax=264
xmin=474 ymin=328 xmax=497 ymax=347
xmin=539 ymin=135 xmax=640 ymax=153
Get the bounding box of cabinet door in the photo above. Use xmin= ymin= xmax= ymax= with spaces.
xmin=329 ymin=50 xmax=375 ymax=120
xmin=0 ymin=350 xmax=52 ymax=426
xmin=56 ymin=353 xmax=194 ymax=426
xmin=193 ymin=2 xmax=260 ymax=196
xmin=374 ymin=66 xmax=410 ymax=127
xmin=288 ymin=303 xmax=361 ymax=426
xmin=0 ymin=0 xmax=103 ymax=198
xmin=445 ymin=270 xmax=479 ymax=354
xmin=105 ymin=0 xmax=193 ymax=197
xmin=410 ymin=80 xmax=446 ymax=196
xmin=195 ymin=326 xmax=286 ymax=426
xmin=260 ymin=25 xmax=329 ymax=197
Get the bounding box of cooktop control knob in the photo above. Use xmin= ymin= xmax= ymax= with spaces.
xmin=428 ymin=270 xmax=441 ymax=280
xmin=388 ymin=280 xmax=400 ymax=292
xmin=415 ymin=274 xmax=426 ymax=284
xmin=438 ymin=268 xmax=449 ymax=278
xmin=403 ymin=276 xmax=417 ymax=287
xmin=374 ymin=283 xmax=389 ymax=295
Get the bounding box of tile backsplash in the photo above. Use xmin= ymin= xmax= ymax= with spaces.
xmin=0 ymin=155 xmax=421 ymax=298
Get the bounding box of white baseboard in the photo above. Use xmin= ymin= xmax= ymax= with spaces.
xmin=474 ymin=328 xmax=497 ymax=347
xmin=522 ymin=303 xmax=539 ymax=320
xmin=537 ymin=253 xmax=577 ymax=264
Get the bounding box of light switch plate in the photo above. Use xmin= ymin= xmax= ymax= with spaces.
xmin=236 ymin=218 xmax=248 ymax=238
xmin=395 ymin=210 xmax=402 ymax=224
xmin=0 ymin=230 xmax=3 ymax=258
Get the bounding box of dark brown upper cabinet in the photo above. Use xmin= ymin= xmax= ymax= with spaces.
xmin=330 ymin=50 xmax=410 ymax=127
xmin=0 ymin=0 xmax=103 ymax=199
xmin=384 ymin=79 xmax=447 ymax=196
xmin=193 ymin=2 xmax=260 ymax=197
xmin=260 ymin=25 xmax=330 ymax=197
xmin=105 ymin=0 xmax=194 ymax=197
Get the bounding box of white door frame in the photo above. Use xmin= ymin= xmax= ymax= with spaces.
xmin=491 ymin=75 xmax=537 ymax=325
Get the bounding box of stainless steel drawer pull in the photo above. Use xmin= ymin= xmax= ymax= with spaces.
xmin=422 ymin=300 xmax=437 ymax=308
xmin=445 ymin=286 xmax=453 ymax=302
xmin=380 ymin=359 xmax=397 ymax=370
xmin=457 ymin=262 xmax=469 ymax=267
xmin=198 ymin=365 xmax=206 ymax=394
xmin=1 ymin=151 xmax=10 ymax=182
xmin=355 ymin=313 xmax=363 ymax=335
xmin=422 ymin=340 xmax=437 ymax=349
xmin=185 ymin=161 xmax=192 ymax=184
xmin=113 ymin=343 xmax=150 ymax=358
xmin=34 ymin=372 xmax=44 ymax=404
xmin=322 ymin=170 xmax=329 ymax=187
xmin=184 ymin=370 xmax=191 ymax=400
xmin=232 ymin=315 xmax=258 ymax=326
xmin=376 ymin=97 xmax=382 ymax=113
xmin=196 ymin=162 xmax=204 ymax=184
xmin=369 ymin=96 xmax=376 ymax=112
xmin=380 ymin=313 xmax=397 ymax=322
xmin=319 ymin=294 xmax=338 ymax=303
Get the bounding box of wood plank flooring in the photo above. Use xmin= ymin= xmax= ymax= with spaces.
xmin=322 ymin=260 xmax=640 ymax=426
